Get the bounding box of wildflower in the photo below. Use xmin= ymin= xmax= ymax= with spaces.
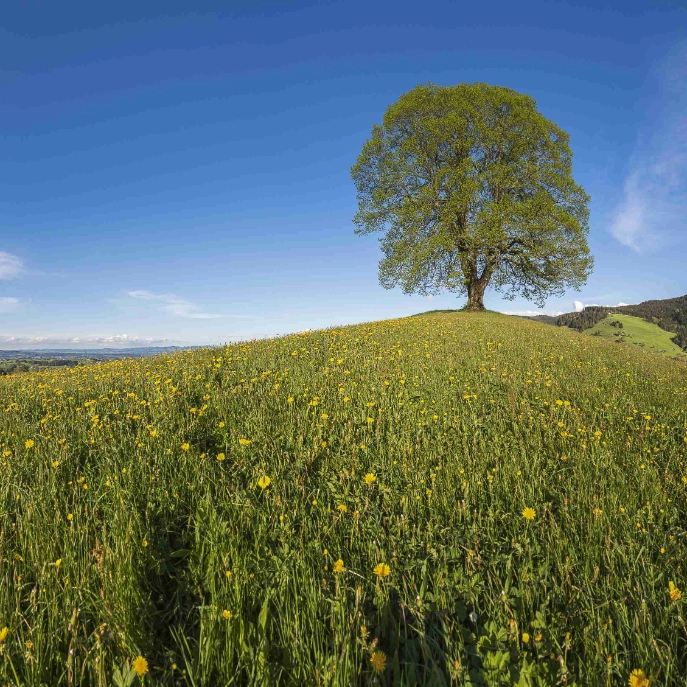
xmin=0 ymin=627 xmax=7 ymax=643
xmin=216 ymin=453 xmax=226 ymax=462
xmin=67 ymin=513 xmax=73 ymax=521
xmin=669 ymin=581 xmax=682 ymax=601
xmin=181 ymin=443 xmax=190 ymax=451
xmin=239 ymin=438 xmax=251 ymax=446
xmin=222 ymin=609 xmax=232 ymax=620
xmin=132 ymin=656 xmax=149 ymax=676
xmin=52 ymin=461 xmax=60 ymax=468
xmin=628 ymin=669 xmax=649 ymax=687
xmin=25 ymin=440 xmax=35 ymax=449
xmin=364 ymin=473 xmax=376 ymax=484
xmin=333 ymin=559 xmax=345 ymax=573
xmin=522 ymin=632 xmax=530 ymax=643
xmin=337 ymin=504 xmax=347 ymax=512
xmin=257 ymin=475 xmax=271 ymax=489
xmin=593 ymin=508 xmax=603 ymax=516
xmin=373 ymin=563 xmax=391 ymax=578
xmin=218 ymin=421 xmax=225 ymax=427
xmin=142 ymin=540 xmax=148 ymax=548
xmin=370 ymin=650 xmax=386 ymax=673
xmin=225 ymin=570 xmax=232 ymax=578
xmin=522 ymin=507 xmax=536 ymax=521
xmin=287 ymin=397 xmax=294 ymax=403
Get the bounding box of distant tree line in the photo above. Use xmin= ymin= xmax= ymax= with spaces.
xmin=555 ymin=295 xmax=687 ymax=350
xmin=0 ymin=358 xmax=95 ymax=376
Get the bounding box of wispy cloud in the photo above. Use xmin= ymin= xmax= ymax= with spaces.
xmin=0 ymin=297 xmax=20 ymax=313
xmin=610 ymin=47 xmax=687 ymax=252
xmin=0 ymin=252 xmax=24 ymax=280
xmin=128 ymin=290 xmax=222 ymax=320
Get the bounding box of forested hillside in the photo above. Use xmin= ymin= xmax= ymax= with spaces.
xmin=555 ymin=295 xmax=687 ymax=349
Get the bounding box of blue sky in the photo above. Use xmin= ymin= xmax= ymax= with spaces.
xmin=1 ymin=0 xmax=686 ymax=348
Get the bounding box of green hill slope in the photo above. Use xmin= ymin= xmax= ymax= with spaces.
xmin=583 ymin=313 xmax=687 ymax=360
xmin=556 ymin=294 xmax=687 ymax=350
xmin=0 ymin=312 xmax=686 ymax=685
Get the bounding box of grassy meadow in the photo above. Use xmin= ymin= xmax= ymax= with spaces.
xmin=1 ymin=312 xmax=687 ymax=686
xmin=583 ymin=314 xmax=687 ymax=361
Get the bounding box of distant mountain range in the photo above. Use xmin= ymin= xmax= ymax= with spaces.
xmin=0 ymin=346 xmax=190 ymax=360
xmin=524 ymin=295 xmax=687 ymax=350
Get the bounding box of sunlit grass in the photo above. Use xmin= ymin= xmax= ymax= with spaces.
xmin=0 ymin=312 xmax=686 ymax=685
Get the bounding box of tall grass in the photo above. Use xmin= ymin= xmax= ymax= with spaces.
xmin=0 ymin=312 xmax=686 ymax=686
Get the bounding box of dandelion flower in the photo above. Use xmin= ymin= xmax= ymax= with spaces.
xmin=522 ymin=632 xmax=530 ymax=643
xmin=669 ymin=581 xmax=682 ymax=601
xmin=67 ymin=513 xmax=73 ymax=521
xmin=239 ymin=438 xmax=251 ymax=446
xmin=132 ymin=656 xmax=149 ymax=676
xmin=364 ymin=473 xmax=376 ymax=484
xmin=222 ymin=609 xmax=232 ymax=620
xmin=370 ymin=651 xmax=386 ymax=673
xmin=333 ymin=559 xmax=344 ymax=573
xmin=628 ymin=669 xmax=649 ymax=687
xmin=522 ymin=507 xmax=536 ymax=521
xmin=337 ymin=504 xmax=347 ymax=512
xmin=0 ymin=627 xmax=8 ymax=643
xmin=181 ymin=443 xmax=190 ymax=451
xmin=216 ymin=453 xmax=226 ymax=462
xmin=257 ymin=475 xmax=271 ymax=489
xmin=373 ymin=563 xmax=391 ymax=578
xmin=25 ymin=440 xmax=35 ymax=449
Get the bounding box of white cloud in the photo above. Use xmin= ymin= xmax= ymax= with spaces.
xmin=501 ymin=310 xmax=564 ymax=317
xmin=0 ymin=252 xmax=24 ymax=280
xmin=610 ymin=47 xmax=687 ymax=252
xmin=574 ymin=300 xmax=584 ymax=312
xmin=0 ymin=297 xmax=20 ymax=313
xmin=575 ymin=301 xmax=629 ymax=310
xmin=0 ymin=333 xmax=177 ymax=350
xmin=128 ymin=289 xmax=222 ymax=319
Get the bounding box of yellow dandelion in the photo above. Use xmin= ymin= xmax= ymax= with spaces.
xmin=225 ymin=570 xmax=232 ymax=578
xmin=628 ymin=669 xmax=649 ymax=687
xmin=257 ymin=475 xmax=271 ymax=489
xmin=218 ymin=421 xmax=225 ymax=427
xmin=522 ymin=632 xmax=530 ymax=643
xmin=669 ymin=581 xmax=682 ymax=601
xmin=370 ymin=651 xmax=386 ymax=673
xmin=54 ymin=559 xmax=62 ymax=568
xmin=67 ymin=513 xmax=73 ymax=521
xmin=239 ymin=438 xmax=251 ymax=446
xmin=222 ymin=609 xmax=232 ymax=620
xmin=333 ymin=558 xmax=344 ymax=573
xmin=373 ymin=563 xmax=391 ymax=578
xmin=0 ymin=627 xmax=8 ymax=643
xmin=216 ymin=453 xmax=226 ymax=462
xmin=522 ymin=507 xmax=536 ymax=521
xmin=132 ymin=656 xmax=149 ymax=676
xmin=25 ymin=440 xmax=35 ymax=449
xmin=337 ymin=504 xmax=347 ymax=512
xmin=181 ymin=443 xmax=190 ymax=451
xmin=364 ymin=473 xmax=376 ymax=484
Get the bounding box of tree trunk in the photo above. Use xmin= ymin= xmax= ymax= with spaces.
xmin=465 ymin=278 xmax=487 ymax=311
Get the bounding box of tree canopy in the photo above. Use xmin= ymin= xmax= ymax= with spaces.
xmin=351 ymin=82 xmax=592 ymax=310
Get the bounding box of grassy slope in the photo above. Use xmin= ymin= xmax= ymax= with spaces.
xmin=0 ymin=312 xmax=686 ymax=685
xmin=583 ymin=314 xmax=687 ymax=361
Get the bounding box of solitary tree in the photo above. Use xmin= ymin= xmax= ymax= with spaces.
xmin=351 ymin=83 xmax=592 ymax=311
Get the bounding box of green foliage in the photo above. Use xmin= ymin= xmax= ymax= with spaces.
xmin=0 ymin=313 xmax=686 ymax=685
xmin=351 ymin=83 xmax=592 ymax=310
